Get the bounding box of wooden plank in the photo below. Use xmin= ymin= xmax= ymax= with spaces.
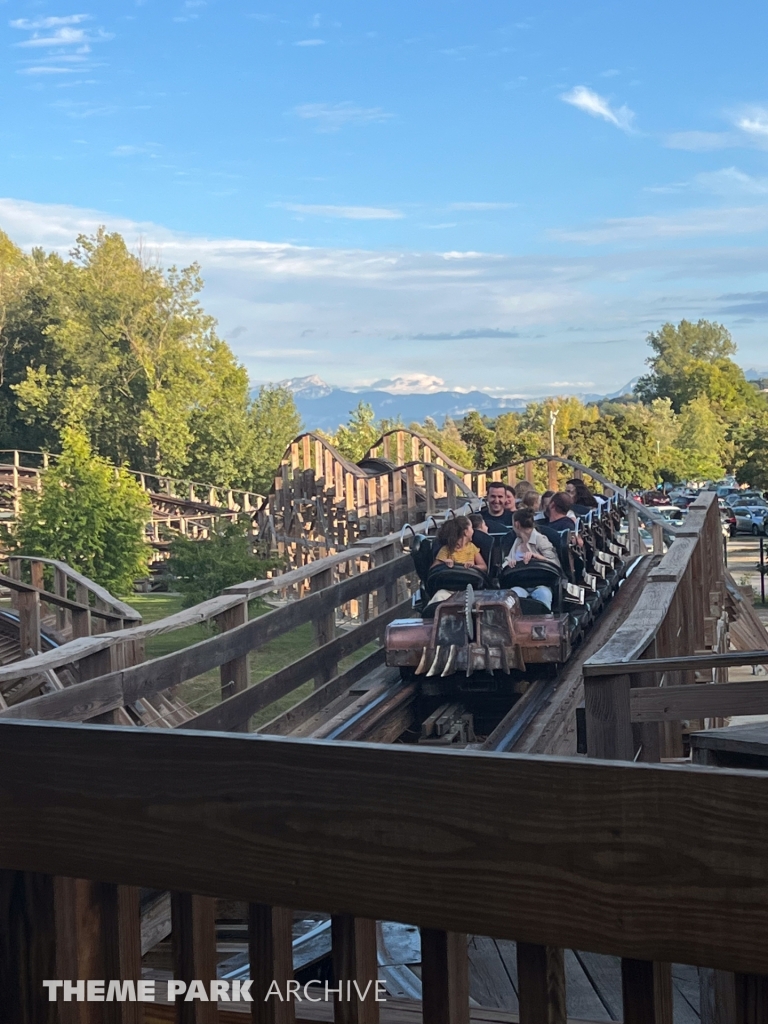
xmin=620 ymin=959 xmax=673 ymax=1024
xmin=631 ymin=680 xmax=768 ymax=722
xmin=186 ymin=599 xmax=409 ymax=733
xmin=171 ymin=893 xmax=217 ymax=1024
xmin=332 ymin=915 xmax=379 ymax=1024
xmin=585 ymin=649 xmax=768 ymax=678
xmin=7 ymin=724 xmax=768 ymax=973
xmin=691 ymin=723 xmax=768 ymax=759
xmin=0 ymin=870 xmax=56 ymax=1024
xmin=421 ymin=929 xmax=469 ymax=1024
xmin=584 ymin=675 xmax=634 ymax=760
xmin=257 ymin=649 xmax=388 ymax=736
xmin=517 ymin=944 xmax=565 ymax=1024
xmin=249 ymin=904 xmax=295 ymax=1024
xmin=0 ymin=557 xmax=412 ymax=723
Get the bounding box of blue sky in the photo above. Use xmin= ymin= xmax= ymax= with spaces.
xmin=2 ymin=1 xmax=768 ymax=397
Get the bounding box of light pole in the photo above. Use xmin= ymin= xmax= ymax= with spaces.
xmin=549 ymin=409 xmax=558 ymax=456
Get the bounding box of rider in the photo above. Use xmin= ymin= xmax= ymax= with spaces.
xmin=479 ymin=482 xmax=515 ymax=535
xmin=503 ymin=509 xmax=560 ymax=611
xmin=432 ymin=515 xmax=487 ymax=571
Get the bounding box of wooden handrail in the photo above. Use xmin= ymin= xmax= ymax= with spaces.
xmin=2 ymin=720 xmax=768 ymax=975
xmin=7 ymin=556 xmax=141 ymax=622
xmin=584 ymin=648 xmax=768 ymax=677
xmin=0 ymin=553 xmax=413 ymax=722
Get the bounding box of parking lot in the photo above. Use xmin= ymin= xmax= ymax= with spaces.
xmin=725 ymin=533 xmax=768 ymax=604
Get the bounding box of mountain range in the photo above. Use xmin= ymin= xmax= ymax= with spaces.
xmin=269 ymin=374 xmax=641 ymax=433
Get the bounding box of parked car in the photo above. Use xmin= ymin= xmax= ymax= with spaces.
xmin=725 ymin=491 xmax=768 ymax=508
xmin=730 ymin=506 xmax=768 ymax=536
xmin=653 ymin=505 xmax=685 ymax=524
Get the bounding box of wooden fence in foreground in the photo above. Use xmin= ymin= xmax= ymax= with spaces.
xmin=2 ymin=721 xmax=768 ymax=1023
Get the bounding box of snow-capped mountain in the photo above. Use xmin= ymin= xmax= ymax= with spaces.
xmin=260 ymin=374 xmax=641 ymax=432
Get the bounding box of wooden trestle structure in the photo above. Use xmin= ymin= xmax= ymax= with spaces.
xmin=3 ymin=481 xmax=768 ymax=1022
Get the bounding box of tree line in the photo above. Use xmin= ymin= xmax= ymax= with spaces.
xmin=0 ymin=227 xmax=300 ymax=493
xmin=325 ymin=319 xmax=768 ymax=491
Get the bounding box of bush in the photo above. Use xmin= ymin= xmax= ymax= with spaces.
xmin=168 ymin=517 xmax=282 ymax=606
xmin=8 ymin=428 xmax=150 ymax=594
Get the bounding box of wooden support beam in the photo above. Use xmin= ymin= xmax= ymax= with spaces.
xmin=17 ymin=589 xmax=40 ymax=656
xmin=216 ymin=600 xmax=249 ymax=722
xmin=248 ymin=904 xmax=295 ymax=1024
xmin=421 ymin=929 xmax=469 ymax=1024
xmin=516 ymin=943 xmax=565 ymax=1024
xmin=584 ymin=673 xmax=634 ymax=760
xmin=734 ymin=973 xmax=768 ymax=1023
xmin=311 ymin=568 xmax=336 ymax=687
xmin=621 ymin=958 xmax=673 ymax=1024
xmin=331 ymin=915 xmax=379 ymax=1024
xmin=0 ymin=870 xmax=56 ymax=1024
xmin=100 ymin=884 xmax=142 ymax=1024
xmin=171 ymin=893 xmax=217 ymax=1024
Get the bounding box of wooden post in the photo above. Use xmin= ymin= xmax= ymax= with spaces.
xmin=54 ymin=566 xmax=67 ymax=633
xmin=17 ymin=590 xmax=41 ymax=656
xmin=547 ymin=459 xmax=558 ymax=492
xmin=516 ymin=943 xmax=566 ymax=1024
xmin=584 ymin=673 xmax=634 ymax=760
xmin=100 ymin=884 xmax=143 ymax=1024
xmin=72 ymin=582 xmax=91 ymax=639
xmin=0 ymin=870 xmax=56 ymax=1024
xmin=331 ymin=915 xmax=379 ymax=1024
xmin=248 ymin=904 xmax=295 ymax=1024
xmin=734 ymin=974 xmax=768 ymax=1023
xmin=524 ymin=460 xmax=534 ymax=484
xmin=651 ymin=522 xmax=665 ymax=555
xmin=215 ymin=600 xmax=249 ymax=723
xmin=421 ymin=929 xmax=469 ymax=1024
xmin=311 ymin=568 xmax=336 ymax=687
xmin=171 ymin=893 xmax=218 ymax=1024
xmin=621 ymin=958 xmax=673 ymax=1024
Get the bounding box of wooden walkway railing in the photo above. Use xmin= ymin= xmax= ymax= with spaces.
xmin=0 ymin=532 xmax=416 ymax=730
xmin=583 ymin=491 xmax=726 ymax=762
xmin=2 ymin=720 xmax=768 ymax=1022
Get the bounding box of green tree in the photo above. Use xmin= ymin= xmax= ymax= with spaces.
xmin=413 ymin=416 xmax=472 ymax=468
xmin=168 ymin=518 xmax=281 ymax=606
xmin=635 ymin=319 xmax=759 ymax=417
xmin=459 ymin=411 xmax=497 ymax=469
xmin=733 ymin=414 xmax=768 ymax=490
xmin=1 ymin=228 xmax=261 ymax=488
xmin=248 ymin=385 xmax=303 ymax=492
xmin=675 ymin=396 xmax=728 ymax=481
xmin=329 ymin=402 xmax=381 ymax=462
xmin=8 ymin=428 xmax=150 ymax=593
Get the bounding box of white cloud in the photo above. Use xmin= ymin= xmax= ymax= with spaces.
xmin=293 ymin=102 xmax=393 ymax=132
xmin=664 ymin=131 xmax=734 ymax=151
xmin=449 ymin=202 xmax=517 ymax=211
xmin=736 ymin=107 xmax=768 ymax=138
xmin=695 ymin=167 xmax=768 ymax=197
xmin=5 ymin=196 xmax=768 ymax=393
xmin=295 ymin=38 xmax=324 ymax=46
xmin=369 ymin=374 xmax=449 ymax=394
xmin=10 ymin=15 xmax=89 ymax=29
xmin=552 ymin=205 xmax=768 ymax=244
xmin=560 ymin=86 xmax=634 ymax=132
xmin=20 ymin=66 xmax=78 ymax=75
xmin=276 ymin=203 xmax=403 ymax=220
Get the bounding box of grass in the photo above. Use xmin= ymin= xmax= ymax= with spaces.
xmin=128 ymin=593 xmax=377 ymax=729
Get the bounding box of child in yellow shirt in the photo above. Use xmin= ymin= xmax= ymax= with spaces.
xmin=432 ymin=515 xmax=487 ymax=571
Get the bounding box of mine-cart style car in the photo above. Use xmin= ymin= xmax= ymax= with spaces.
xmin=385 ymin=497 xmax=629 ymax=694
